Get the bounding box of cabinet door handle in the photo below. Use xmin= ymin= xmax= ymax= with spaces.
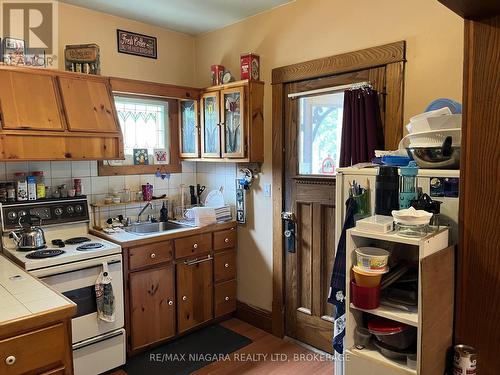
xmin=193 ymin=243 xmax=198 ymax=249
xmin=168 ymin=300 xmax=174 ymax=306
xmin=224 ymin=263 xmax=229 ymax=268
xmin=182 ymin=296 xmax=187 ymax=301
xmin=5 ymin=355 xmax=16 ymax=365
xmin=150 ymin=253 xmax=156 ymax=259
xmin=225 ymin=296 xmax=230 ymax=302
xmin=184 ymin=254 xmax=212 ymax=266
xmin=224 ymin=238 xmax=230 ymax=243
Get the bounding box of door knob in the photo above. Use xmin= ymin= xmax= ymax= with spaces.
xmin=225 ymin=296 xmax=230 ymax=301
xmin=224 ymin=263 xmax=229 ymax=268
xmin=224 ymin=238 xmax=230 ymax=243
xmin=168 ymin=300 xmax=173 ymax=306
xmin=5 ymin=356 xmax=16 ymax=365
xmin=182 ymin=296 xmax=187 ymax=301
xmin=193 ymin=243 xmax=198 ymax=249
xmin=150 ymin=253 xmax=156 ymax=259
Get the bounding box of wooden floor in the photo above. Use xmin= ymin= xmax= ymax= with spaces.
xmin=110 ymin=318 xmax=334 ymax=375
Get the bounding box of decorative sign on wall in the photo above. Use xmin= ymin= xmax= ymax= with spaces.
xmin=117 ymin=29 xmax=157 ymax=59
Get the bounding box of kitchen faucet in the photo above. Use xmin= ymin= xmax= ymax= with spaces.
xmin=137 ymin=202 xmax=153 ymax=223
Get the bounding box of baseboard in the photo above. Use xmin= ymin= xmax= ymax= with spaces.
xmin=235 ymin=300 xmax=273 ymax=334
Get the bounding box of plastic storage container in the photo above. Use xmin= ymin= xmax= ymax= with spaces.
xmin=355 ymin=247 xmax=390 ymax=271
xmin=368 ymin=317 xmax=417 ymax=350
xmin=354 ymin=326 xmax=372 ymax=349
xmin=351 ymin=280 xmax=380 ymax=309
xmin=352 ymin=266 xmax=387 ymax=287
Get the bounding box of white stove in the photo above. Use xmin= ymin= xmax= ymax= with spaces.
xmin=1 ymin=197 xmax=125 ymax=375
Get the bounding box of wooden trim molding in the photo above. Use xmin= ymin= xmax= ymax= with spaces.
xmin=235 ymin=301 xmax=273 ymax=334
xmin=272 ymin=41 xmax=406 ymax=84
xmin=271 ymin=42 xmax=406 ymax=339
xmin=110 ymin=77 xmax=201 ymax=100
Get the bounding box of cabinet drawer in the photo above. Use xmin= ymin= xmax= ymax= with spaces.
xmin=214 ymin=228 xmax=237 ymax=251
xmin=214 ymin=250 xmax=236 ymax=282
xmin=214 ymin=279 xmax=237 ymax=317
xmin=175 ymin=233 xmax=212 ymax=259
xmin=0 ymin=323 xmax=67 ymax=375
xmin=128 ymin=240 xmax=173 ymax=270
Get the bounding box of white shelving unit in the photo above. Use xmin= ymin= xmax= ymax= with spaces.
xmin=345 ymin=227 xmax=454 ymax=375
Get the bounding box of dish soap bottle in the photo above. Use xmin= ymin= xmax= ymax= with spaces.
xmin=159 ymin=202 xmax=168 ymax=222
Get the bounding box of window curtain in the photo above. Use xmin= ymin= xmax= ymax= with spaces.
xmin=339 ymin=88 xmax=384 ymax=167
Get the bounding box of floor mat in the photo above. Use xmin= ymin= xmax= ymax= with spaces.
xmin=122 ymin=324 xmax=252 ymax=375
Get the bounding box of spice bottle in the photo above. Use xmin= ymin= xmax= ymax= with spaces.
xmin=6 ymin=183 xmax=15 ymax=202
xmin=33 ymin=171 xmax=46 ymax=199
xmin=14 ymin=172 xmax=28 ymax=201
xmin=74 ymin=179 xmax=82 ymax=196
xmin=0 ymin=183 xmax=7 ymax=203
xmin=27 ymin=175 xmax=37 ymax=200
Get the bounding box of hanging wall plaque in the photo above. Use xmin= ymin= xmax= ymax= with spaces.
xmin=117 ymin=29 xmax=157 ymax=59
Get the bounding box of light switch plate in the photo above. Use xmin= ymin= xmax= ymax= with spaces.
xmin=263 ymin=183 xmax=272 ymax=197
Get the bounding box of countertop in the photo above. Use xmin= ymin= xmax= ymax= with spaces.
xmin=0 ymin=255 xmax=76 ymax=336
xmin=90 ymin=221 xmax=237 ymax=247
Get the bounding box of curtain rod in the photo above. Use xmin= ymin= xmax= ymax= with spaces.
xmin=287 ymin=81 xmax=371 ymax=99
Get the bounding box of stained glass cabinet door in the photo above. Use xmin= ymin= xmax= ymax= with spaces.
xmin=201 ymin=91 xmax=221 ymax=158
xmin=221 ymin=87 xmax=245 ymax=158
xmin=179 ymin=99 xmax=199 ymax=158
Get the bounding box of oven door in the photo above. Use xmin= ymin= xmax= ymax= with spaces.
xmin=34 ymin=254 xmax=124 ymax=344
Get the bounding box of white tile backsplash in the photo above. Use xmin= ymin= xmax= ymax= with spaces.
xmin=71 ymin=161 xmax=91 ymax=177
xmin=50 ymin=161 xmax=72 ymax=178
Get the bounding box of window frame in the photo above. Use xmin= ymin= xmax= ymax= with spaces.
xmin=98 ymin=93 xmax=181 ymax=176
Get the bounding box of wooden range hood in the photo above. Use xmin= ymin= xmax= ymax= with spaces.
xmin=0 ymin=65 xmax=124 ymax=161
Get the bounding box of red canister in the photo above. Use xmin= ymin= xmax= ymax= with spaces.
xmin=211 ymin=64 xmax=224 ymax=86
xmin=240 ymin=53 xmax=260 ymax=80
xmin=351 ymin=280 xmax=380 ymax=309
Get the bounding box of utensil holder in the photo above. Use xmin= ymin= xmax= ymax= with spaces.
xmin=353 ymin=190 xmax=370 ymax=217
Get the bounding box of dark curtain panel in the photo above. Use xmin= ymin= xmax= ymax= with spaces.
xmin=339 ymin=88 xmax=384 ymax=167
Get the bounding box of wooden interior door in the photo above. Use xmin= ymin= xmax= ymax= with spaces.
xmin=176 ymin=256 xmax=213 ymax=333
xmin=58 ymin=76 xmax=120 ymax=133
xmin=0 ymin=70 xmax=65 ymax=131
xmin=129 ymin=264 xmax=175 ymax=351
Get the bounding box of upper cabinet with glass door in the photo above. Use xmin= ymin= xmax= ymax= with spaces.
xmin=196 ymin=79 xmax=264 ymax=163
xmin=179 ymin=99 xmax=199 ymax=158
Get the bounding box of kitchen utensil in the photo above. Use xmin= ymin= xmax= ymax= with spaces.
xmin=196 ymin=184 xmax=206 ymax=205
xmin=189 ymin=185 xmax=197 ymax=205
xmin=399 ymin=161 xmax=419 ymax=209
xmin=351 ymin=280 xmax=380 ymax=309
xmin=354 ymin=327 xmax=372 ymax=350
xmin=204 ymin=188 xmax=225 ymax=208
xmin=380 ymin=264 xmax=411 ymax=290
xmin=368 ymin=317 xmax=417 ymax=350
xmin=400 ymin=128 xmax=461 ymax=148
xmin=395 ymin=222 xmax=430 ymax=238
xmin=373 ymin=339 xmax=416 ymax=361
xmin=10 ymin=214 xmax=46 ymax=251
xmin=352 ymin=266 xmax=388 ymax=287
xmin=375 ymin=166 xmax=399 ymax=216
xmin=392 ymin=207 xmax=433 ymax=226
xmin=407 ymin=144 xmax=461 ymax=169
xmin=425 ymin=98 xmax=462 ymax=114
xmin=355 ymin=247 xmax=390 ymax=271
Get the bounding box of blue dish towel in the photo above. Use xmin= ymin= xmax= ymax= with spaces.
xmin=328 ymin=197 xmax=358 ymax=354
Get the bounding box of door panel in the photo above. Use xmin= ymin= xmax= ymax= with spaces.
xmin=179 ymin=99 xmax=199 ymax=158
xmin=0 ymin=70 xmax=65 ymax=131
xmin=58 ymin=76 xmax=119 ymax=133
xmin=200 ymin=91 xmax=220 ymax=158
xmin=221 ymin=87 xmax=245 ymax=158
xmin=176 ymin=257 xmax=213 ymax=333
xmin=129 ymin=265 xmax=175 ymax=350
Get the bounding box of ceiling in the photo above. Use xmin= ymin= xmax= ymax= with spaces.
xmin=59 ymin=0 xmax=293 ymax=35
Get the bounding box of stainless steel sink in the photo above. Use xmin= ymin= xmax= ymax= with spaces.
xmin=124 ymin=221 xmax=189 ymax=235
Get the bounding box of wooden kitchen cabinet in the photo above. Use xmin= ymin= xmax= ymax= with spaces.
xmin=0 ymin=66 xmax=123 ymax=161
xmin=195 ymin=79 xmax=264 ymax=162
xmin=116 ymin=222 xmax=238 ymax=356
xmin=176 ymin=255 xmax=214 ymax=333
xmin=179 ymin=99 xmax=200 ymax=158
xmin=128 ymin=264 xmax=176 ymax=351
xmin=58 ymin=75 xmax=121 ymax=133
xmin=0 ymin=70 xmax=65 ymax=131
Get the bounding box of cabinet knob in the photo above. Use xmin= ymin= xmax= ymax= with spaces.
xmin=224 ymin=263 xmax=229 ymax=268
xmin=5 ymin=356 xmax=16 ymax=366
xmin=182 ymin=296 xmax=187 ymax=301
xmin=224 ymin=238 xmax=230 ymax=243
xmin=193 ymin=243 xmax=198 ymax=249
xmin=225 ymin=296 xmax=230 ymax=302
xmin=168 ymin=300 xmax=173 ymax=306
xmin=150 ymin=253 xmax=156 ymax=259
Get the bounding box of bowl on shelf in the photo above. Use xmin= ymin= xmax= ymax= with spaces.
xmin=351 ymin=280 xmax=380 ymax=309
xmin=355 ymin=247 xmax=390 ymax=272
xmin=373 ymin=339 xmax=417 ymax=361
xmin=352 ymin=266 xmax=388 ymax=287
xmin=368 ymin=317 xmax=417 ymax=350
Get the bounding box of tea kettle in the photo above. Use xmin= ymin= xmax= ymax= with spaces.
xmin=10 ymin=214 xmax=46 ymax=251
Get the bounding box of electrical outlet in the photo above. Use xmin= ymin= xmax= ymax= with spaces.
xmin=263 ymin=183 xmax=272 ymax=197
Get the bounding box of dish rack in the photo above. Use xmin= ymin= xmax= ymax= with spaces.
xmin=173 ymin=204 xmax=233 ymax=226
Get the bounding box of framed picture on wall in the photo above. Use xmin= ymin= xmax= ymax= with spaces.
xmin=117 ymin=29 xmax=157 ymax=59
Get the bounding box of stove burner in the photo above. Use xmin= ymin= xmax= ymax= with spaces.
xmin=26 ymin=249 xmax=65 ymax=259
xmin=76 ymin=243 xmax=104 ymax=251
xmin=65 ymin=237 xmax=91 ymax=244
xmin=51 ymin=239 xmax=65 ymax=248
